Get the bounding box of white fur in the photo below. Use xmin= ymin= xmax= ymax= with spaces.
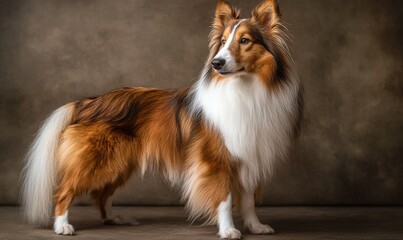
xmin=54 ymin=211 xmax=74 ymax=235
xmin=139 ymin=145 xmax=183 ymax=186
xmin=192 ymin=74 xmax=299 ymax=192
xmin=241 ymin=191 xmax=275 ymax=234
xmin=21 ymin=104 xmax=74 ymax=226
xmin=214 ymin=20 xmax=244 ymax=72
xmin=217 ymin=194 xmax=241 ymax=239
xmin=182 ymin=159 xmax=211 ymax=222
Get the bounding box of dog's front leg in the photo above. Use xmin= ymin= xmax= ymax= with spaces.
xmin=217 ymin=194 xmax=242 ymax=239
xmin=241 ymin=190 xmax=275 ymax=235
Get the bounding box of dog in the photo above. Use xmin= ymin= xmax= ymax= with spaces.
xmin=21 ymin=0 xmax=302 ymax=238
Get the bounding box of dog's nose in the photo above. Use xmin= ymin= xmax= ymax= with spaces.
xmin=211 ymin=58 xmax=226 ymax=70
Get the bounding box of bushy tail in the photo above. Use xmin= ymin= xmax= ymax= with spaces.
xmin=21 ymin=104 xmax=74 ymax=226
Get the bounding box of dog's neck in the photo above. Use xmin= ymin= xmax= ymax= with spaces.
xmin=191 ymin=71 xmax=299 ymax=190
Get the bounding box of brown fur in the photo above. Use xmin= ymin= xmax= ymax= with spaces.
xmin=184 ymin=119 xmax=241 ymax=223
xmin=46 ymin=0 xmax=300 ymax=228
xmin=209 ymin=0 xmax=290 ymax=90
xmin=53 ymin=87 xmax=239 ymax=223
xmin=208 ymin=0 xmax=240 ymax=64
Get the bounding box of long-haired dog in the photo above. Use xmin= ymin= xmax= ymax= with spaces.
xmin=22 ymin=0 xmax=302 ymax=238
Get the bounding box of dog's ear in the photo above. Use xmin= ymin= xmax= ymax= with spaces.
xmin=251 ymin=0 xmax=281 ymax=30
xmin=214 ymin=0 xmax=240 ymax=28
xmin=208 ymin=1 xmax=240 ymax=58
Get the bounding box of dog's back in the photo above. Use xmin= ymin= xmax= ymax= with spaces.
xmin=22 ymin=1 xmax=302 ymax=238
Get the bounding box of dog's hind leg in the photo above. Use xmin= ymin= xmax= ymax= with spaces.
xmin=91 ymin=185 xmax=118 ymax=224
xmin=55 ymin=124 xmax=138 ymax=234
xmin=54 ymin=188 xmax=75 ymax=235
xmin=103 ymin=195 xmax=140 ymax=226
xmin=91 ymin=181 xmax=139 ymax=226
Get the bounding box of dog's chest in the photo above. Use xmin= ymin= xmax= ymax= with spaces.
xmin=195 ymin=76 xmax=298 ymax=170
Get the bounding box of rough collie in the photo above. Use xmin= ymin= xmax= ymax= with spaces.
xmin=22 ymin=0 xmax=302 ymax=238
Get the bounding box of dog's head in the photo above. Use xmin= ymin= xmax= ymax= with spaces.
xmin=208 ymin=0 xmax=289 ymax=84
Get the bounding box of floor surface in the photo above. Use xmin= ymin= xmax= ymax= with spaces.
xmin=0 ymin=207 xmax=402 ymax=239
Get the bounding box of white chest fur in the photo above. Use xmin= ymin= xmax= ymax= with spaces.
xmin=193 ymin=74 xmax=300 ymax=191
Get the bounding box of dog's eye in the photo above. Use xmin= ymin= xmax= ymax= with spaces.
xmin=221 ymin=39 xmax=226 ymax=45
xmin=240 ymin=38 xmax=250 ymax=44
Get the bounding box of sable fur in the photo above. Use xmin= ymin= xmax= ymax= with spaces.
xmin=21 ymin=0 xmax=302 ymax=237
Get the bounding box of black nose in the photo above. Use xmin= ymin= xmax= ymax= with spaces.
xmin=211 ymin=58 xmax=226 ymax=70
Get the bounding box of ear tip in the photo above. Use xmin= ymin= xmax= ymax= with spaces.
xmin=251 ymin=0 xmax=282 ymax=24
xmin=217 ymin=0 xmax=230 ymax=6
xmin=264 ymin=0 xmax=280 ymax=8
xmin=255 ymin=0 xmax=281 ymax=14
xmin=214 ymin=0 xmax=240 ymax=22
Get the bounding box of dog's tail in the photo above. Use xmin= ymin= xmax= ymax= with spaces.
xmin=21 ymin=103 xmax=75 ymax=226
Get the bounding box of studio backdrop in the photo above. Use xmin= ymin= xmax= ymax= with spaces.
xmin=0 ymin=0 xmax=402 ymax=205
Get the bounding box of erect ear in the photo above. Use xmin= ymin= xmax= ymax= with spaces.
xmin=208 ymin=1 xmax=240 ymax=55
xmin=251 ymin=0 xmax=281 ymax=30
xmin=214 ymin=0 xmax=240 ymax=27
xmin=212 ymin=0 xmax=240 ymax=35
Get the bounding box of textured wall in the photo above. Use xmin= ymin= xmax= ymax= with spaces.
xmin=0 ymin=0 xmax=402 ymax=205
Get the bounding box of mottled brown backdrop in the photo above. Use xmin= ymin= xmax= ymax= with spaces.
xmin=0 ymin=0 xmax=402 ymax=205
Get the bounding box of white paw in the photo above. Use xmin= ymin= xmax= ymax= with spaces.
xmin=54 ymin=223 xmax=75 ymax=235
xmin=103 ymin=215 xmax=140 ymax=226
xmin=246 ymin=223 xmax=275 ymax=235
xmin=219 ymin=228 xmax=242 ymax=239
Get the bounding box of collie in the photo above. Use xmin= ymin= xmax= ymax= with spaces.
xmin=21 ymin=0 xmax=302 ymax=238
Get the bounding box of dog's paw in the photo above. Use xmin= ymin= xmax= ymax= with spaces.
xmin=54 ymin=223 xmax=75 ymax=235
xmin=246 ymin=223 xmax=275 ymax=235
xmin=103 ymin=215 xmax=122 ymax=225
xmin=219 ymin=227 xmax=242 ymax=239
xmin=103 ymin=215 xmax=140 ymax=226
